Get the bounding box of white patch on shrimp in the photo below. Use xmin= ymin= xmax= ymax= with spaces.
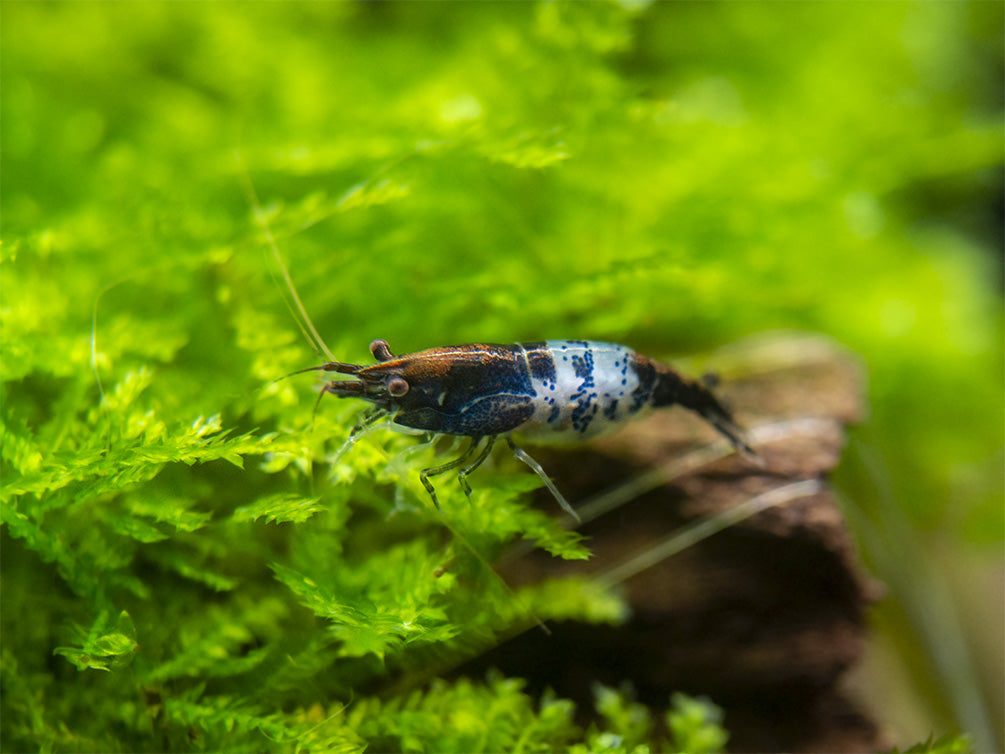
xmin=520 ymin=341 xmax=642 ymax=443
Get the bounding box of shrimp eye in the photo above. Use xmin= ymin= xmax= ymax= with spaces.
xmin=387 ymin=377 xmax=409 ymax=397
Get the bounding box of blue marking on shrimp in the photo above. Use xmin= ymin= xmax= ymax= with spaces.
xmin=571 ymin=350 xmax=594 ymax=382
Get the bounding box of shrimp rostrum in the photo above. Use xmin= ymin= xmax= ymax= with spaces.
xmin=292 ymin=338 xmax=753 ymax=521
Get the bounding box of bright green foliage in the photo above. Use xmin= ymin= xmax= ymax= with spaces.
xmin=568 ymin=686 xmax=728 ymax=754
xmin=54 ymin=610 xmax=139 ymax=673
xmin=232 ymin=493 xmax=324 ymax=526
xmin=346 ymin=674 xmax=579 ymax=753
xmin=2 ymin=1 xmax=1001 ymax=751
xmin=583 ymin=683 xmax=654 ymax=752
xmin=893 ymin=733 xmax=974 ymax=754
xmin=665 ymin=693 xmax=729 ymax=754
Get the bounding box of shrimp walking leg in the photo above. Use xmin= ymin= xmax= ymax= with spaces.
xmin=456 ymin=436 xmax=497 ymax=498
xmin=506 ymin=438 xmax=580 ymax=522
xmin=419 ymin=438 xmax=481 ymax=510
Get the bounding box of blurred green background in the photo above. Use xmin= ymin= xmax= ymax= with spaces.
xmin=3 ymin=1 xmax=1002 ymax=751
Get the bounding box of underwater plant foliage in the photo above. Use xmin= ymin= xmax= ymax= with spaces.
xmin=2 ymin=1 xmax=1001 ymax=751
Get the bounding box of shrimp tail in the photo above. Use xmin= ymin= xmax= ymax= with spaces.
xmin=648 ymin=361 xmax=756 ymax=457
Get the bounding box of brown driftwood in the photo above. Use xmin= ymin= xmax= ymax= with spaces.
xmin=462 ymin=333 xmax=884 ymax=753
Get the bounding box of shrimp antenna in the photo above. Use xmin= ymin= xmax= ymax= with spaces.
xmin=272 ymin=361 xmax=363 ymax=385
xmin=235 ymin=150 xmax=337 ymax=363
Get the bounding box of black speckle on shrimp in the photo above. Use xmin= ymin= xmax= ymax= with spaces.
xmin=628 ymin=352 xmax=657 ymax=413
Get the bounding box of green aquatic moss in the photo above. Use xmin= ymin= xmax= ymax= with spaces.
xmin=2 ymin=1 xmax=1001 ymax=751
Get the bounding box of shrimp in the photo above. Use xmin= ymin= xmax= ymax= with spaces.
xmin=290 ymin=339 xmax=753 ymax=520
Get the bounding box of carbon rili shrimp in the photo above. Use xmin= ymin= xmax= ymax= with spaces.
xmin=289 ymin=339 xmax=754 ymax=520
